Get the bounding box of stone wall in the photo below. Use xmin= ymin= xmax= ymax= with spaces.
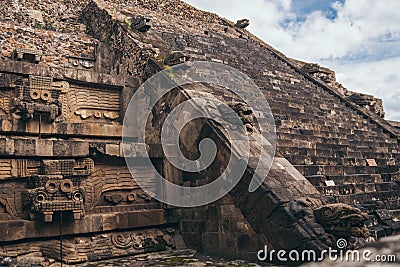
xmin=92 ymin=0 xmax=400 ymax=249
xmin=0 ymin=0 xmax=399 ymax=264
xmin=0 ymin=0 xmax=98 ymax=69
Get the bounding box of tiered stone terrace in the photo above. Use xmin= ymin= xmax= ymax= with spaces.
xmin=0 ymin=0 xmax=399 ymax=265
xmin=102 ymin=0 xmax=400 ymax=240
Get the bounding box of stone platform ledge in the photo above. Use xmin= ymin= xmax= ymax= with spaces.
xmin=0 ymin=58 xmax=125 ymax=87
xmin=0 ymin=228 xmax=187 ymax=265
xmin=0 ymin=136 xmax=160 ymax=158
xmin=0 ymin=209 xmax=166 ymax=242
xmin=0 ymin=135 xmax=171 ymax=159
xmin=1 ymin=120 xmax=123 ymax=138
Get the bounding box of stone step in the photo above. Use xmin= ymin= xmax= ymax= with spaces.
xmin=335 ymin=191 xmax=400 ymax=206
xmin=389 ymin=209 xmax=400 ymax=220
xmin=306 ymin=174 xmax=382 ymax=186
xmin=284 ymin=155 xmax=385 ymax=166
xmin=368 ymin=224 xmax=397 ymax=239
xmin=381 ymin=173 xmax=400 ymax=182
xmin=295 ymin=165 xmax=399 ymax=176
xmin=316 ymin=182 xmax=400 ymax=196
xmin=277 ymin=129 xmax=396 ymax=147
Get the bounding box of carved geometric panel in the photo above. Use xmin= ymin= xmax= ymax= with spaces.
xmin=0 ymin=93 xmax=10 ymax=115
xmin=83 ymin=164 xmax=158 ymax=213
xmin=0 ymin=160 xmax=13 ymax=180
xmin=65 ymin=85 xmax=121 ymax=122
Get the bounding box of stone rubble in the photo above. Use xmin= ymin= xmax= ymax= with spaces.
xmin=0 ymin=0 xmax=98 ymax=69
xmin=0 ymin=0 xmax=399 ymax=266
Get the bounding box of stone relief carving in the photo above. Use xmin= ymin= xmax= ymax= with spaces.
xmin=0 ymin=182 xmax=23 ymax=219
xmin=235 ymin=19 xmax=250 ymax=29
xmin=12 ymin=48 xmax=43 ymax=64
xmin=23 ymin=159 xmax=94 ymax=222
xmin=1 ymin=75 xmax=121 ymax=123
xmin=0 ymin=159 xmax=156 ymax=222
xmin=0 ymin=228 xmax=179 ymax=264
xmin=218 ymin=101 xmax=256 ymax=134
xmin=64 ymin=85 xmax=120 ymax=122
xmin=11 ymin=75 xmax=62 ymax=122
xmin=110 ymin=230 xmax=173 ymax=253
xmin=314 ymin=203 xmax=369 ymax=238
xmin=130 ymin=16 xmax=152 ymax=32
xmin=82 ymin=165 xmax=155 ymax=213
xmin=0 ymin=92 xmax=10 ymax=115
xmin=164 ymin=51 xmax=190 ymax=66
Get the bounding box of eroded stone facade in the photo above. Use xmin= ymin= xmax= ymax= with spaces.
xmin=0 ymin=0 xmax=399 ymax=265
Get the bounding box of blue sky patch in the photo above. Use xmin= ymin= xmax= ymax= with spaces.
xmin=290 ymin=0 xmax=344 ymax=21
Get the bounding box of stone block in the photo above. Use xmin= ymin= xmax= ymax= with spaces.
xmin=102 ymin=214 xmax=117 ymax=231
xmin=220 ymin=233 xmax=238 ymax=258
xmin=53 ymin=140 xmax=71 ymax=156
xmin=238 ymin=233 xmax=262 ymax=252
xmin=70 ymin=141 xmax=89 ymax=157
xmin=205 ymin=217 xmax=219 ymax=232
xmin=202 ymin=232 xmax=220 ymax=253
xmin=1 ymin=120 xmax=12 ymax=132
xmin=7 ymin=221 xmax=27 ymax=241
xmin=116 ymin=213 xmax=129 ymax=229
xmin=35 ymin=139 xmax=53 ymax=156
xmin=182 ymin=232 xmax=202 ymax=251
xmin=0 ymin=138 xmax=6 ymax=154
xmin=127 ymin=210 xmax=164 ymax=228
xmin=14 ymin=139 xmax=35 ymax=156
xmin=92 ymin=215 xmax=103 ymax=232
xmin=219 ymin=204 xmax=237 ymax=216
xmin=105 ymin=143 xmax=120 ymax=157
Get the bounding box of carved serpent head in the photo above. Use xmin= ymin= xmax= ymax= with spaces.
xmin=314 ymin=203 xmax=369 ymax=238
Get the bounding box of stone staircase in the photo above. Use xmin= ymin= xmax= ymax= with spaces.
xmin=0 ymin=0 xmax=398 ymax=262
xmin=147 ymin=22 xmax=400 ymax=239
xmin=261 ymin=45 xmax=400 ymax=240
xmin=82 ymin=0 xmax=400 ymax=253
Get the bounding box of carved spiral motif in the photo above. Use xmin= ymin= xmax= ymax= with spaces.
xmin=123 ymin=61 xmax=276 ymax=207
xmin=111 ymin=234 xmax=134 ymax=249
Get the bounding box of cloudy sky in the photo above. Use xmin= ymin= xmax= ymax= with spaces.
xmin=183 ymin=0 xmax=400 ymax=121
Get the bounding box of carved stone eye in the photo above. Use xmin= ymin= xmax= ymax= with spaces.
xmin=35 ymin=192 xmax=47 ymax=203
xmin=60 ymin=179 xmax=74 ymax=193
xmin=45 ymin=180 xmax=59 ymax=194
xmin=30 ymin=89 xmax=41 ymax=100
xmin=127 ymin=193 xmax=135 ymax=202
xmin=41 ymin=90 xmax=51 ymax=101
xmin=323 ymin=209 xmax=332 ymax=216
xmin=73 ymin=191 xmax=84 ymax=201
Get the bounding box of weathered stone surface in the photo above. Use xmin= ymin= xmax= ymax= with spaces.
xmin=235 ymin=19 xmax=250 ymax=29
xmin=0 ymin=0 xmax=399 ymax=265
xmin=347 ymin=92 xmax=385 ymax=118
xmin=314 ymin=203 xmax=369 ymax=238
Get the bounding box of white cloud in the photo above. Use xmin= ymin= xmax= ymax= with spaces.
xmin=183 ymin=0 xmax=400 ymax=120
